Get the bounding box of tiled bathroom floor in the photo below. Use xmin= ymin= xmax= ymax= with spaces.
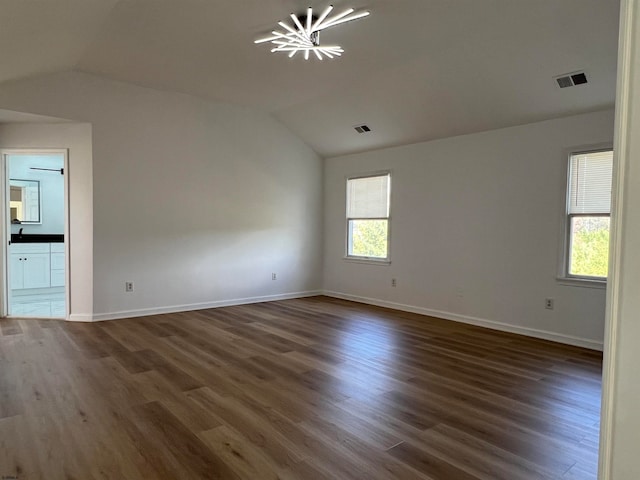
xmin=10 ymin=290 xmax=66 ymax=318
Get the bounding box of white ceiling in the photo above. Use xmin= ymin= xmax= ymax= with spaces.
xmin=0 ymin=0 xmax=620 ymax=157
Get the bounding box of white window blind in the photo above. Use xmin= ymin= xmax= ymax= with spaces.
xmin=347 ymin=174 xmax=390 ymax=218
xmin=568 ymin=151 xmax=613 ymax=214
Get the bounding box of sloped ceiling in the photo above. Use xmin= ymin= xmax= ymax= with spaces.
xmin=0 ymin=0 xmax=619 ymax=157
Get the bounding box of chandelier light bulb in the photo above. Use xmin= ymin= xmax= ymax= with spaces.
xmin=306 ymin=7 xmax=313 ymax=32
xmin=254 ymin=5 xmax=370 ymax=60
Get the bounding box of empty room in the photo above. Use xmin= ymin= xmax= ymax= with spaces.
xmin=1 ymin=1 xmax=640 ymax=479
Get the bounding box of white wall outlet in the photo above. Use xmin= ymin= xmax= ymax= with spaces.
xmin=545 ymin=298 xmax=554 ymax=310
xmin=272 ymin=273 xmax=277 ymax=281
xmin=125 ymin=281 xmax=134 ymax=292
xmin=391 ymin=278 xmax=397 ymax=287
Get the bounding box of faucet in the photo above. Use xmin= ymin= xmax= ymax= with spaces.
xmin=18 ymin=228 xmax=23 ymax=237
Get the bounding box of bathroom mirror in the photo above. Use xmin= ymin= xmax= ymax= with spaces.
xmin=10 ymin=179 xmax=41 ymax=224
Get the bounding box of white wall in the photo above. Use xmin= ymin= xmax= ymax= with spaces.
xmin=0 ymin=71 xmax=322 ymax=319
xmin=0 ymin=122 xmax=93 ymax=320
xmin=324 ymin=110 xmax=615 ymax=348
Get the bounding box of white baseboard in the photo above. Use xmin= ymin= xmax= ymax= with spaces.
xmin=324 ymin=291 xmax=604 ymax=351
xmin=68 ymin=313 xmax=94 ymax=322
xmin=89 ymin=290 xmax=322 ymax=322
xmin=67 ymin=289 xmax=603 ymax=351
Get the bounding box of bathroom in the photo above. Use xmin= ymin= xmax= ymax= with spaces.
xmin=6 ymin=151 xmax=66 ymax=318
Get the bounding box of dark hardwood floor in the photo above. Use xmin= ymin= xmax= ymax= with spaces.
xmin=0 ymin=296 xmax=602 ymax=479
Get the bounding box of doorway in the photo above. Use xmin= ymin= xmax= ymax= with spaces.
xmin=2 ymin=150 xmax=68 ymax=319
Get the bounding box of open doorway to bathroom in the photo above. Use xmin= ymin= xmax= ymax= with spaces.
xmin=3 ymin=150 xmax=67 ymax=318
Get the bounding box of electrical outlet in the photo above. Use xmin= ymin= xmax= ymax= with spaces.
xmin=545 ymin=298 xmax=554 ymax=310
xmin=125 ymin=281 xmax=134 ymax=292
xmin=272 ymin=273 xmax=277 ymax=281
xmin=391 ymin=278 xmax=397 ymax=287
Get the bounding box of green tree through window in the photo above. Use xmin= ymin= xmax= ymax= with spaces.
xmin=570 ymin=217 xmax=610 ymax=277
xmin=350 ymin=219 xmax=388 ymax=258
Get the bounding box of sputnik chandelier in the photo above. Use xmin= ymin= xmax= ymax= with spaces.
xmin=255 ymin=5 xmax=370 ymax=60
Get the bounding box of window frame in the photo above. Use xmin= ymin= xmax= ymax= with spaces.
xmin=344 ymin=171 xmax=392 ymax=264
xmin=558 ymin=146 xmax=613 ymax=287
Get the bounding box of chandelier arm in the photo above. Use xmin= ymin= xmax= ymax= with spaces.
xmin=290 ymin=14 xmax=307 ymax=36
xmin=306 ymin=7 xmax=313 ymax=34
xmin=311 ymin=5 xmax=334 ymax=31
xmin=314 ymin=8 xmax=354 ymax=30
xmin=274 ymin=47 xmax=313 ymax=52
xmin=322 ymin=47 xmax=343 ymax=56
xmin=316 ymin=11 xmax=370 ymax=31
xmin=320 ymin=49 xmax=334 ymax=59
xmin=271 ymin=30 xmax=313 ymax=47
xmin=272 ymin=41 xmax=308 ymax=49
xmin=273 ymin=37 xmax=314 ymax=49
xmin=315 ymin=45 xmax=343 ymax=52
xmin=278 ymin=21 xmax=311 ymax=44
xmin=272 ymin=46 xmax=342 ymax=52
xmin=255 ymin=33 xmax=284 ymax=44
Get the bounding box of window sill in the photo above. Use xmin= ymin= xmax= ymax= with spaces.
xmin=557 ymin=277 xmax=607 ymax=289
xmin=343 ymin=256 xmax=391 ymax=266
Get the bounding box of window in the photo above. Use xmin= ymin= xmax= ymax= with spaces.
xmin=565 ymin=150 xmax=613 ymax=280
xmin=346 ymin=173 xmax=390 ymax=261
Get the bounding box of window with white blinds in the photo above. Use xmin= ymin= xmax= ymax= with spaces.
xmin=347 ymin=174 xmax=390 ymax=219
xmin=565 ymin=150 xmax=613 ymax=279
xmin=346 ymin=173 xmax=390 ymax=260
xmin=568 ymin=150 xmax=613 ymax=215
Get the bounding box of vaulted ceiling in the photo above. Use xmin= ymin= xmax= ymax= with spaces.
xmin=0 ymin=0 xmax=620 ymax=157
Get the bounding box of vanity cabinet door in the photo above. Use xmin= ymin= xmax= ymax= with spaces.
xmin=10 ymin=254 xmax=25 ymax=289
xmin=22 ymin=253 xmax=51 ymax=288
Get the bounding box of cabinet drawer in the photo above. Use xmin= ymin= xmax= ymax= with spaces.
xmin=50 ymin=243 xmax=65 ymax=253
xmin=51 ymin=252 xmax=65 ymax=270
xmin=51 ymin=269 xmax=65 ymax=287
xmin=11 ymin=243 xmax=50 ymax=254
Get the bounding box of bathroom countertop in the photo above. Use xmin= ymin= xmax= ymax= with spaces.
xmin=11 ymin=234 xmax=64 ymax=244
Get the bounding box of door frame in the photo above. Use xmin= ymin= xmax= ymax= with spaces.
xmin=0 ymin=148 xmax=70 ymax=320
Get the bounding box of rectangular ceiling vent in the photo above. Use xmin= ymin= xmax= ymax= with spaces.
xmin=555 ymin=71 xmax=588 ymax=88
xmin=354 ymin=124 xmax=371 ymax=134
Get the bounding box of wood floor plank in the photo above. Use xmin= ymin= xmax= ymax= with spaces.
xmin=186 ymin=386 xmax=308 ymax=469
xmin=418 ymin=423 xmax=558 ymax=480
xmin=199 ymin=424 xmax=286 ymax=480
xmin=130 ymin=369 xmax=222 ymax=432
xmin=129 ymin=400 xmax=240 ymax=479
xmin=0 ymin=318 xmax=23 ymax=336
xmin=387 ymin=440 xmax=480 ymax=480
xmin=297 ymin=415 xmax=433 ymax=480
xmin=0 ymin=297 xmax=602 ymax=479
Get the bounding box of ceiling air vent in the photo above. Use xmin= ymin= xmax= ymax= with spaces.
xmin=555 ymin=71 xmax=588 ymax=88
xmin=354 ymin=124 xmax=371 ymax=133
